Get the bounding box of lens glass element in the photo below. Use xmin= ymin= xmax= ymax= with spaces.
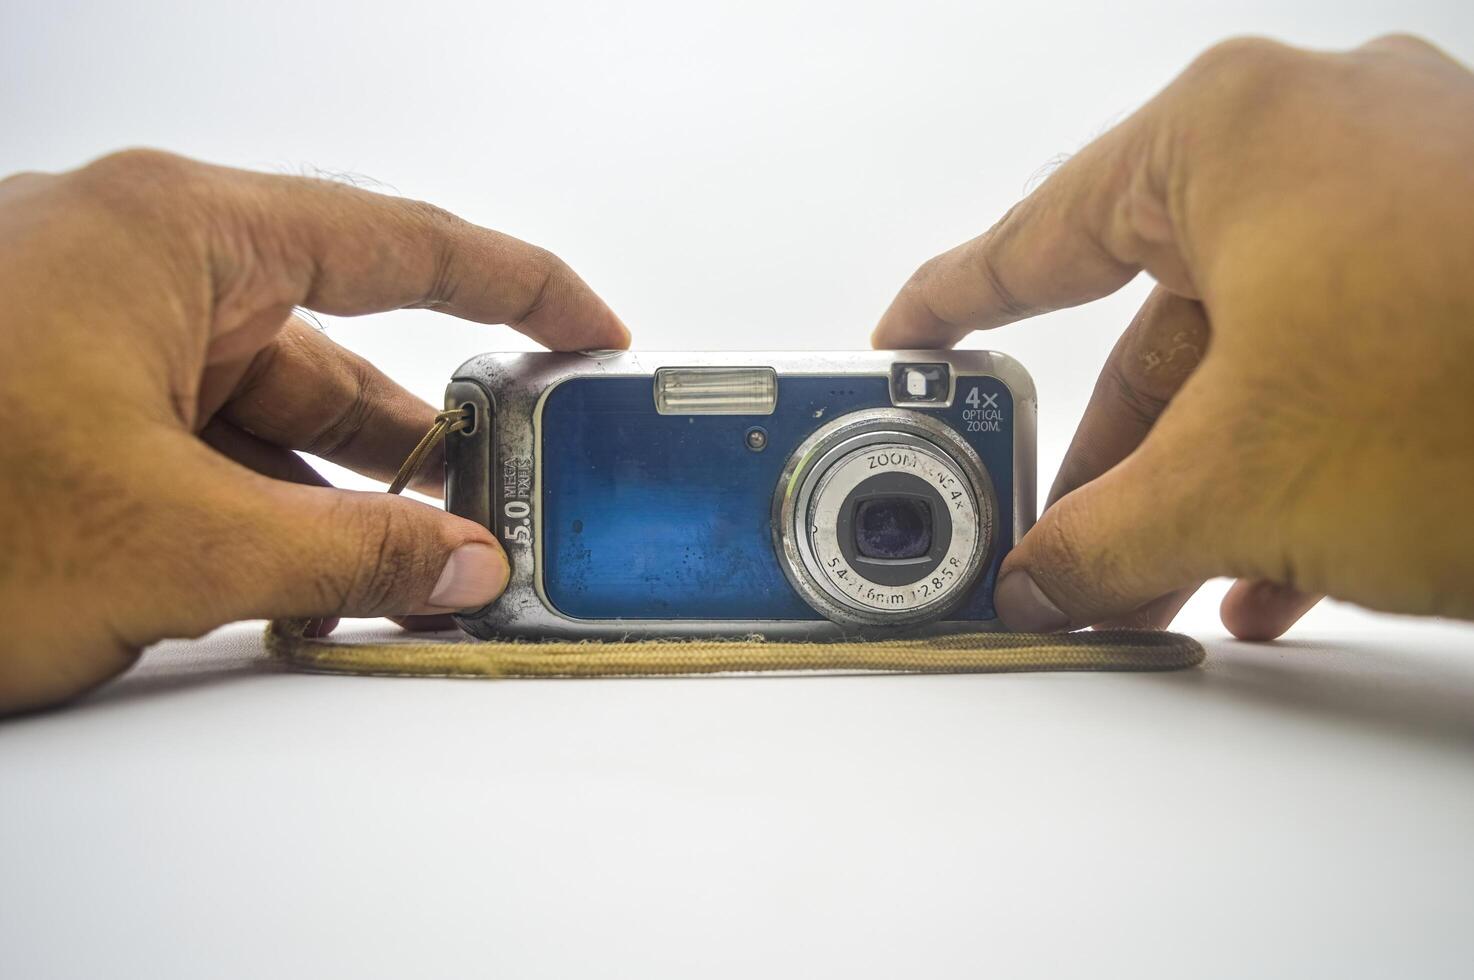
xmin=773 ymin=409 xmax=996 ymax=625
xmin=853 ymin=497 xmax=932 ymax=561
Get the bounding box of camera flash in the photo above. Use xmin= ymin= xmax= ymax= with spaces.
xmin=654 ymin=367 xmax=777 ymax=415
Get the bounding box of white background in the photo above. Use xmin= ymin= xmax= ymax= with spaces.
xmin=3 ymin=3 xmax=1474 ymax=978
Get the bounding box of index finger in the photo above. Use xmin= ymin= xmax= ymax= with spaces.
xmin=871 ymin=117 xmax=1160 ymax=349
xmin=863 ymin=33 xmax=1299 ymax=352
xmin=135 ymin=152 xmax=630 ymax=353
xmin=258 ymin=170 xmax=629 ymax=350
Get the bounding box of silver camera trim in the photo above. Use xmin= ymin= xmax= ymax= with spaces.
xmin=446 ymin=350 xmax=1036 ymax=640
xmin=772 ymin=409 xmax=997 ymax=627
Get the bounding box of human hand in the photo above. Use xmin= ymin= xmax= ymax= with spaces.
xmin=0 ymin=150 xmax=628 ymax=714
xmin=873 ymin=36 xmax=1474 ymax=637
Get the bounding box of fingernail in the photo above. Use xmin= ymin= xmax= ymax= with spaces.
xmin=428 ymin=543 xmax=509 ymax=609
xmin=995 ymin=571 xmax=1070 ymax=633
xmin=303 ymin=617 xmax=340 ymax=638
xmin=611 ymin=315 xmax=633 ymax=348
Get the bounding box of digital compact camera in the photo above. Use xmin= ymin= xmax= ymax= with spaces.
xmin=445 ymin=351 xmax=1035 ymax=639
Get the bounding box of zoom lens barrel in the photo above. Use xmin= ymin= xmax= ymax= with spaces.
xmin=772 ymin=409 xmax=996 ymax=628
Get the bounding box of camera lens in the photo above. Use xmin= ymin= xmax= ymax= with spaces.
xmin=773 ymin=409 xmax=996 ymax=628
xmin=854 ymin=497 xmax=932 ymax=561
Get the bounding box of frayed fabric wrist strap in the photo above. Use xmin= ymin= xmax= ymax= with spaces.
xmin=267 ymin=408 xmax=1204 ymax=678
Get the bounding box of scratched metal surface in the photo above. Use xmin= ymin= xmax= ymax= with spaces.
xmin=447 ymin=351 xmax=1037 ymax=640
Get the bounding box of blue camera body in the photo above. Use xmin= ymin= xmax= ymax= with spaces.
xmin=446 ymin=352 xmax=1035 ymax=640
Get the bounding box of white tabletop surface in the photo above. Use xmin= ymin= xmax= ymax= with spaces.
xmin=3 ymin=609 xmax=1472 ymax=979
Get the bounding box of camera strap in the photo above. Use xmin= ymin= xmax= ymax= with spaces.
xmin=266 ymin=409 xmax=1204 ymax=678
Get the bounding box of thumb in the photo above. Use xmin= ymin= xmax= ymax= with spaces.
xmin=259 ymin=481 xmax=510 ymax=620
xmin=121 ymin=454 xmax=510 ymax=642
xmin=993 ymin=426 xmax=1222 ymax=633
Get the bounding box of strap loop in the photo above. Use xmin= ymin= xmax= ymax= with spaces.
xmin=389 ymin=407 xmax=470 ymax=494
